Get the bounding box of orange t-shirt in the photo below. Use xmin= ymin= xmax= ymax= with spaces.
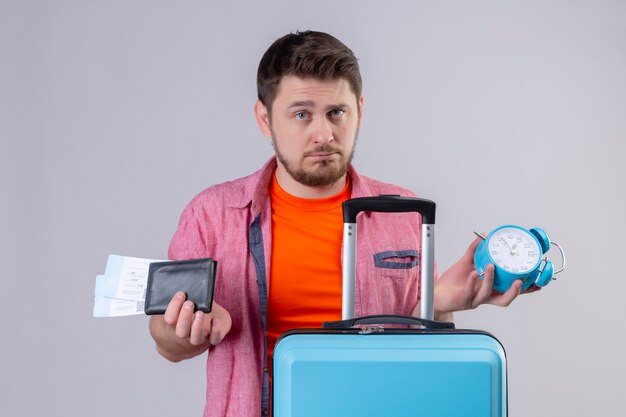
xmin=266 ymin=174 xmax=351 ymax=366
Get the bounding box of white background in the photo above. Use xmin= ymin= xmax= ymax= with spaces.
xmin=1 ymin=1 xmax=624 ymax=416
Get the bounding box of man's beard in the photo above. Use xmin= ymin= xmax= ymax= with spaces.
xmin=272 ymin=131 xmax=358 ymax=187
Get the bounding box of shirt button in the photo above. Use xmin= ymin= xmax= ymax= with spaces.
xmin=263 ymin=367 xmax=268 ymax=373
xmin=263 ymin=410 xmax=269 ymax=416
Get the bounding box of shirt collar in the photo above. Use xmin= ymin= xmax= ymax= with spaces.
xmin=229 ymin=157 xmax=370 ymax=214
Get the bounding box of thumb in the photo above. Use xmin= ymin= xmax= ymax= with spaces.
xmin=208 ymin=316 xmax=232 ymax=346
xmin=464 ymin=236 xmax=482 ymax=260
xmin=208 ymin=318 xmax=223 ymax=346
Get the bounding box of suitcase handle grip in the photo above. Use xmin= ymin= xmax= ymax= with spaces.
xmin=322 ymin=314 xmax=455 ymax=330
xmin=342 ymin=196 xmax=436 ymax=224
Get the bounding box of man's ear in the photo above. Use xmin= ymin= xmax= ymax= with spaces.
xmin=357 ymin=96 xmax=364 ymax=128
xmin=254 ymin=100 xmax=272 ymax=138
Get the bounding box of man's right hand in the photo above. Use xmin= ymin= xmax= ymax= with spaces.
xmin=149 ymin=291 xmax=232 ymax=362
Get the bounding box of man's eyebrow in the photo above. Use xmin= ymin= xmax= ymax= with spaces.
xmin=287 ymin=101 xmax=350 ymax=110
xmin=326 ymin=103 xmax=350 ymax=110
xmin=288 ymin=100 xmax=315 ymax=109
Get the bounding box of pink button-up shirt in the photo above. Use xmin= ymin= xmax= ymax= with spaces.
xmin=168 ymin=158 xmax=427 ymax=417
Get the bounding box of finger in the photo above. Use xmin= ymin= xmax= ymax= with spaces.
xmin=189 ymin=311 xmax=208 ymax=346
xmin=472 ymin=272 xmax=483 ymax=293
xmin=472 ymin=265 xmax=495 ymax=308
xmin=463 ymin=271 xmax=480 ymax=306
xmin=488 ymin=280 xmax=522 ymax=307
xmin=175 ymin=300 xmax=195 ymax=339
xmin=457 ymin=273 xmax=479 ymax=310
xmin=163 ymin=291 xmax=186 ymax=325
xmin=522 ymin=284 xmax=542 ymax=294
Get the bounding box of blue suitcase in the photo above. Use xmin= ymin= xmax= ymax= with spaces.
xmin=273 ymin=196 xmax=507 ymax=417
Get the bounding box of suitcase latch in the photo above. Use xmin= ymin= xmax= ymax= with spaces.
xmin=358 ymin=325 xmax=385 ymax=334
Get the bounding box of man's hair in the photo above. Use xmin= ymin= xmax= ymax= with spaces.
xmin=257 ymin=30 xmax=362 ymax=111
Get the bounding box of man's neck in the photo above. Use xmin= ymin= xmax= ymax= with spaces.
xmin=274 ymin=164 xmax=348 ymax=199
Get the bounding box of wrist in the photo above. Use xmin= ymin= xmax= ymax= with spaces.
xmin=412 ymin=302 xmax=454 ymax=323
xmin=434 ymin=310 xmax=454 ymax=323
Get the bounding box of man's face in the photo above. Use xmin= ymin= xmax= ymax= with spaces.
xmin=256 ymin=76 xmax=363 ymax=188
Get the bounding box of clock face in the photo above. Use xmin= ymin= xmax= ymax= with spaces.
xmin=487 ymin=227 xmax=541 ymax=274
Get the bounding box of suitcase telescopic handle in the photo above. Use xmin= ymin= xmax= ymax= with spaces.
xmin=342 ymin=196 xmax=436 ymax=321
xmin=323 ymin=315 xmax=454 ymax=330
xmin=342 ymin=195 xmax=436 ymax=224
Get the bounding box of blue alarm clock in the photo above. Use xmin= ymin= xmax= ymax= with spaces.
xmin=474 ymin=225 xmax=565 ymax=293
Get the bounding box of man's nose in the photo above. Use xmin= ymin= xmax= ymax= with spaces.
xmin=311 ymin=117 xmax=334 ymax=144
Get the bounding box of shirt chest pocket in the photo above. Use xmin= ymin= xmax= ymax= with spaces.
xmin=373 ymin=250 xmax=419 ymax=272
xmin=369 ymin=249 xmax=419 ymax=315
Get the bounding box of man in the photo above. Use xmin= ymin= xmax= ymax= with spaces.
xmin=149 ymin=31 xmax=525 ymax=417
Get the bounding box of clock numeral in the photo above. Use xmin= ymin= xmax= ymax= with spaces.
xmin=528 ymin=251 xmax=535 ymax=257
xmin=491 ymin=250 xmax=498 ymax=256
xmin=512 ymin=267 xmax=519 ymax=272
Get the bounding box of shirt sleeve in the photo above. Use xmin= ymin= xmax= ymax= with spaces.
xmin=168 ymin=205 xmax=208 ymax=261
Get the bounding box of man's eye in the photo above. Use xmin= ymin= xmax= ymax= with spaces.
xmin=295 ymin=112 xmax=308 ymax=120
xmin=329 ymin=109 xmax=345 ymax=117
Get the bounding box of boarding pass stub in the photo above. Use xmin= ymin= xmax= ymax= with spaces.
xmin=93 ymin=255 xmax=166 ymax=317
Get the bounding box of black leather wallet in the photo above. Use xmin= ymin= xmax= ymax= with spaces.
xmin=144 ymin=258 xmax=217 ymax=315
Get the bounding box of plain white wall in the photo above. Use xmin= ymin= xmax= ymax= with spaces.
xmin=1 ymin=1 xmax=624 ymax=416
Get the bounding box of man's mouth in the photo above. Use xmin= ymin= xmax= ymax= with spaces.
xmin=307 ymin=152 xmax=337 ymax=157
xmin=304 ymin=147 xmax=341 ymax=158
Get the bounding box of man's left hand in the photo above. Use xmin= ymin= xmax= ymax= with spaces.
xmin=432 ymin=237 xmax=540 ymax=320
